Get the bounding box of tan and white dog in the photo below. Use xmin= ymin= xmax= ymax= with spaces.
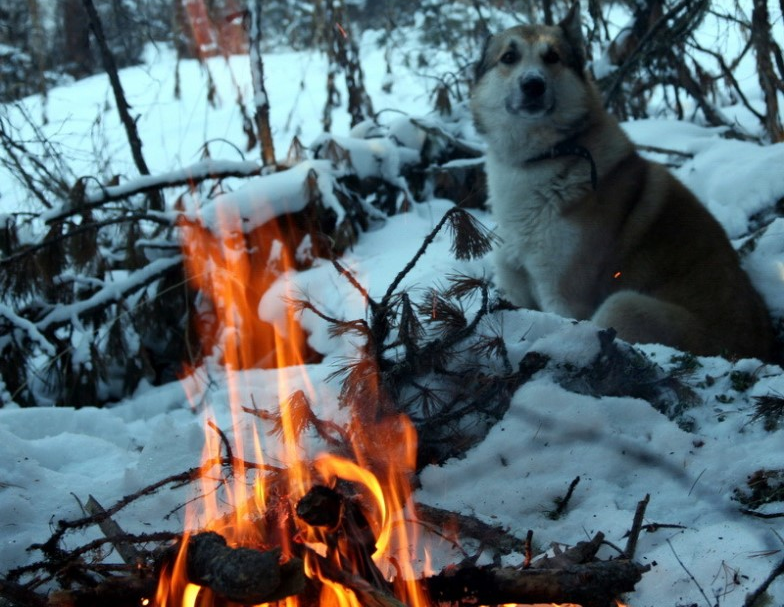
xmin=472 ymin=3 xmax=774 ymax=360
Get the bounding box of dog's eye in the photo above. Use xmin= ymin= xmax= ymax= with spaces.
xmin=500 ymin=50 xmax=518 ymax=65
xmin=543 ymin=49 xmax=560 ymax=64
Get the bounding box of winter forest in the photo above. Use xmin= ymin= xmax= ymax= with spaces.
xmin=1 ymin=0 xmax=784 ymax=606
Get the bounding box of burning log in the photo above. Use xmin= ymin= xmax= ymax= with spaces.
xmin=172 ymin=529 xmax=646 ymax=607
xmin=296 ymin=484 xmax=391 ymax=592
xmin=185 ymin=531 xmax=305 ymax=604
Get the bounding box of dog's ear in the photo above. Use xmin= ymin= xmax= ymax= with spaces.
xmin=559 ymin=2 xmax=586 ymax=72
xmin=559 ymin=2 xmax=584 ymax=46
xmin=474 ymin=34 xmax=494 ymax=82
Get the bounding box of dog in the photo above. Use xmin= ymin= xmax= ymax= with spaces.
xmin=471 ymin=3 xmax=774 ymax=360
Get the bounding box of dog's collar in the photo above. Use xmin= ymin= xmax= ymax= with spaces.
xmin=526 ymin=141 xmax=598 ymax=190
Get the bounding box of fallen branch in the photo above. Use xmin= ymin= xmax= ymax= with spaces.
xmin=624 ymin=493 xmax=650 ymax=559
xmin=416 ymin=502 xmax=525 ymax=556
xmin=85 ymin=495 xmax=142 ymax=565
xmin=45 ymin=159 xmax=262 ymax=223
xmin=426 ymin=559 xmax=647 ymax=607
xmin=744 ymin=555 xmax=784 ymax=607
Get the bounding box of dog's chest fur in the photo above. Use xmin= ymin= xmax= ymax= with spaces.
xmin=486 ymin=151 xmax=597 ymax=317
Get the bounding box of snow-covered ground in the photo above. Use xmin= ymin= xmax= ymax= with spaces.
xmin=2 ymin=12 xmax=784 ymax=607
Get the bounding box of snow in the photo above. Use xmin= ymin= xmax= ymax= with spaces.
xmin=2 ymin=15 xmax=784 ymax=607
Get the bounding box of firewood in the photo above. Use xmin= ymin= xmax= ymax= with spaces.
xmin=185 ymin=531 xmax=305 ymax=604
xmin=84 ymin=495 xmax=142 ymax=565
xmin=296 ymin=485 xmax=390 ymax=591
xmin=45 ymin=576 xmax=157 ymax=607
xmin=533 ymin=532 xmax=605 ymax=568
xmin=425 ymin=559 xmax=648 ymax=607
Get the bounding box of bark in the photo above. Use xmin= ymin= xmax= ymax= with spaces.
xmin=247 ymin=0 xmax=276 ymax=167
xmin=425 ymin=560 xmax=646 ymax=607
xmin=751 ymin=0 xmax=784 ymax=142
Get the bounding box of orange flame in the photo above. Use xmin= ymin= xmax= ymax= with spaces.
xmin=154 ymin=202 xmax=432 ymax=607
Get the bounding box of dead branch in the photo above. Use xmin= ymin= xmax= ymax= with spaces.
xmin=80 ymin=0 xmax=163 ymax=211
xmin=549 ymin=476 xmax=581 ymax=519
xmin=45 ymin=159 xmax=262 ymax=223
xmin=624 ymin=493 xmax=650 ymax=559
xmin=0 ymin=212 xmax=173 ymax=269
xmin=744 ymin=555 xmax=784 ymax=607
xmin=425 ymin=559 xmax=647 ymax=607
xmin=46 ymin=576 xmax=158 ymax=607
xmin=533 ymin=532 xmax=605 ymax=568
xmin=85 ymin=495 xmax=142 ymax=565
xmin=416 ymin=502 xmax=525 ymax=556
xmin=18 ymin=456 xmax=284 ymax=577
xmin=0 ymin=577 xmax=48 ymax=607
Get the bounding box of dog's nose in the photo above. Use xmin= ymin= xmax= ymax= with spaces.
xmin=521 ymin=76 xmax=546 ymax=99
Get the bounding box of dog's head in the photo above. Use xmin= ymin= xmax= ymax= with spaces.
xmin=471 ymin=3 xmax=596 ymax=154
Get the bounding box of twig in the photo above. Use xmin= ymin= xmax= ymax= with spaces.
xmin=624 ymin=493 xmax=650 ymax=559
xmin=18 ymin=457 xmax=284 ymax=575
xmin=667 ymin=538 xmax=713 ymax=607
xmin=744 ymin=555 xmax=784 ymax=607
xmin=0 ymin=212 xmax=174 ymax=269
xmin=332 ymin=257 xmax=377 ymax=312
xmin=85 ymin=495 xmax=142 ymax=565
xmin=0 ymin=577 xmax=48 ymax=607
xmin=523 ymin=529 xmax=534 ymax=568
xmin=207 ymin=419 xmax=235 ymax=465
xmin=740 ymin=509 xmax=784 ymax=519
xmin=416 ymin=503 xmax=525 ymax=557
xmin=550 ymin=476 xmax=581 ymax=519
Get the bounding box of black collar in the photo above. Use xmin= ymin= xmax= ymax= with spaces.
xmin=526 ymin=140 xmax=598 ymax=190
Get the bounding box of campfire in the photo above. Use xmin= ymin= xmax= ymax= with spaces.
xmin=155 ymin=209 xmax=433 ymax=607
xmin=150 ymin=208 xmax=647 ymax=607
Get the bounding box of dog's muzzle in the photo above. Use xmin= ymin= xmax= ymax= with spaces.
xmin=505 ymin=73 xmax=553 ymax=116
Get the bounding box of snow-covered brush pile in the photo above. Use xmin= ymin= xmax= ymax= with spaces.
xmin=0 ymin=103 xmax=483 ymax=410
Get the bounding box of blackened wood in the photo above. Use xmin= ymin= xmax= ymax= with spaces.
xmin=45 ymin=576 xmax=157 ymax=607
xmin=426 ymin=559 xmax=646 ymax=607
xmin=296 ymin=484 xmax=343 ymax=528
xmin=185 ymin=531 xmax=304 ymax=604
xmin=296 ymin=484 xmax=389 ymax=592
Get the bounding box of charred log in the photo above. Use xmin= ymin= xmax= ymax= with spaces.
xmin=425 ymin=559 xmax=647 ymax=607
xmin=185 ymin=531 xmax=305 ymax=604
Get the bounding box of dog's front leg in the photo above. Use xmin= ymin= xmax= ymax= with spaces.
xmin=493 ymin=251 xmax=538 ymax=309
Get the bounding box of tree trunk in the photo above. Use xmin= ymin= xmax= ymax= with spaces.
xmin=247 ymin=0 xmax=276 ymax=167
xmin=751 ymin=0 xmax=784 ymax=142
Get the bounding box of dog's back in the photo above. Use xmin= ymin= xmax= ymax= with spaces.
xmin=472 ymin=4 xmax=775 ymax=360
